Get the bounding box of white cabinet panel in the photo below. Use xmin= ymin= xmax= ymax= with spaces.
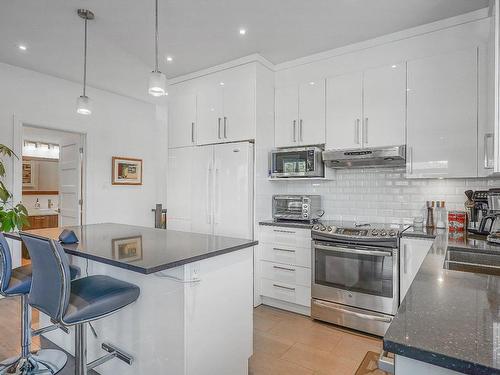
xmin=299 ymin=80 xmax=326 ymax=146
xmin=275 ymin=86 xmax=299 ymax=147
xmin=259 ymin=226 xmax=311 ymax=248
xmin=197 ymin=77 xmax=224 ymax=145
xmin=167 ymin=147 xmax=193 ymax=230
xmin=168 ymin=91 xmax=197 ymax=148
xmin=326 ymin=72 xmax=363 ymax=149
xmin=260 ymin=243 xmax=311 ymax=268
xmin=407 ymin=49 xmax=478 ymax=178
xmin=260 ymin=260 xmax=311 ymax=287
xmin=363 ymin=63 xmax=406 ymax=148
xmin=261 ymin=278 xmax=311 ymax=307
xmin=190 ymin=146 xmax=215 ymax=235
xmin=400 ymin=237 xmax=433 ymax=302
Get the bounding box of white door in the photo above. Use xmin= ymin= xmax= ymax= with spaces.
xmin=407 ymin=49 xmax=478 ymax=178
xmin=196 ymin=77 xmax=223 ymax=145
xmin=400 ymin=238 xmax=433 ymax=302
xmin=213 ymin=142 xmax=253 ymax=239
xmin=298 ymin=80 xmax=326 ymax=146
xmin=363 ymin=63 xmax=406 ymax=148
xmin=168 ymin=92 xmax=197 ymax=148
xmin=221 ymin=68 xmax=256 ymax=143
xmin=326 ymin=72 xmax=363 ymax=149
xmin=166 ymin=147 xmax=193 ymax=232
xmin=58 ymin=133 xmax=82 ymax=226
xmin=275 ymin=85 xmax=299 ymax=148
xmin=190 ymin=145 xmax=215 ymax=235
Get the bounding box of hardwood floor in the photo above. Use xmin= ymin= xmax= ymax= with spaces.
xmin=250 ymin=305 xmax=383 ymax=375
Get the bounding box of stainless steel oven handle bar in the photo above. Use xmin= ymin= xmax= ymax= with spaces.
xmin=313 ymin=300 xmax=393 ymax=323
xmin=314 ymin=244 xmax=393 ymax=257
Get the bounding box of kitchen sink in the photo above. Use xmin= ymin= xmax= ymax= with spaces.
xmin=444 ymin=248 xmax=500 ymax=276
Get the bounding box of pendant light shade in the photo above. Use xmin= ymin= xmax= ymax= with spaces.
xmin=77 ymin=9 xmax=94 ymax=115
xmin=148 ymin=0 xmax=167 ymax=96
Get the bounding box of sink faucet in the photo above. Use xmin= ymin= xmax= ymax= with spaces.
xmin=48 ymin=199 xmax=53 ymax=209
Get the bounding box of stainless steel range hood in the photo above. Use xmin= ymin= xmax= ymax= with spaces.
xmin=322 ymin=145 xmax=406 ymax=169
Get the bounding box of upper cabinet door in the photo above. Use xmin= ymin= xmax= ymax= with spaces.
xmin=363 ymin=63 xmax=406 ymax=148
xmin=222 ymin=70 xmax=256 ymax=143
xmin=197 ymin=77 xmax=224 ymax=145
xmin=326 ymin=72 xmax=363 ymax=149
xmin=407 ymin=48 xmax=478 ymax=178
xmin=298 ymin=80 xmax=326 ymax=146
xmin=168 ymin=91 xmax=197 ymax=148
xmin=275 ymin=86 xmax=299 ymax=148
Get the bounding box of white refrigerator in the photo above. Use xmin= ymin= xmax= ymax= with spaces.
xmin=167 ymin=141 xmax=254 ymax=240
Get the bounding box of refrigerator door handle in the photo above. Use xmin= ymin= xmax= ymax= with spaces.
xmin=206 ymin=161 xmax=212 ymax=224
xmin=214 ymin=162 xmax=220 ymax=224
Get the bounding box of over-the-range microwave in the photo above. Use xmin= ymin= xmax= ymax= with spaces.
xmin=269 ymin=146 xmax=324 ymax=179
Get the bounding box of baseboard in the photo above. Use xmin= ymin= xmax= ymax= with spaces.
xmin=260 ymin=296 xmax=311 ymax=316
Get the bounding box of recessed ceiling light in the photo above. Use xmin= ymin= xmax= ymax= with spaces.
xmin=391 ymin=64 xmax=397 ymax=68
xmin=239 ymin=28 xmax=246 ymax=35
xmin=166 ymin=56 xmax=173 ymax=62
xmin=219 ymin=82 xmax=225 ymax=86
xmin=18 ymin=44 xmax=27 ymax=51
xmin=309 ymin=81 xmax=315 ymax=85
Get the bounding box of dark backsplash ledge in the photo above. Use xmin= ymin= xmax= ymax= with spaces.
xmin=384 ymin=228 xmax=500 ymax=375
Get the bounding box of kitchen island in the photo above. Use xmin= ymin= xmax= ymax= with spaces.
xmin=6 ymin=223 xmax=257 ymax=375
xmin=384 ymin=227 xmax=500 ymax=375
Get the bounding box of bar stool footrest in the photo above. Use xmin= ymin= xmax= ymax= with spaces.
xmin=102 ymin=343 xmax=133 ymax=366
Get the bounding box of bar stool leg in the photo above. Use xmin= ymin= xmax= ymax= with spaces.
xmin=75 ymin=323 xmax=87 ymax=375
xmin=21 ymin=294 xmax=31 ymax=358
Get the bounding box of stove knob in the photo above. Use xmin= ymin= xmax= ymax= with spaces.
xmin=380 ymin=231 xmax=387 ymax=237
xmin=320 ymin=226 xmax=326 ymax=232
xmin=313 ymin=225 xmax=320 ymax=230
xmin=389 ymin=231 xmax=396 ymax=237
xmin=327 ymin=226 xmax=333 ymax=232
xmin=371 ymin=229 xmax=379 ymax=236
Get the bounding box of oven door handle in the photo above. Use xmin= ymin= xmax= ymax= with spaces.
xmin=313 ymin=300 xmax=393 ymax=323
xmin=314 ymin=244 xmax=392 ymax=257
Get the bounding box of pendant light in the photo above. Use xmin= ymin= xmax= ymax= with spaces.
xmin=76 ymin=9 xmax=94 ymax=115
xmin=148 ymin=0 xmax=166 ymax=96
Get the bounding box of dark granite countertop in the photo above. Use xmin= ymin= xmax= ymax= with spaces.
xmin=6 ymin=223 xmax=257 ymax=275
xmin=259 ymin=220 xmax=315 ymax=229
xmin=384 ymin=227 xmax=500 ymax=374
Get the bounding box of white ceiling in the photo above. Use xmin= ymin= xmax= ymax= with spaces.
xmin=0 ymin=0 xmax=489 ymax=102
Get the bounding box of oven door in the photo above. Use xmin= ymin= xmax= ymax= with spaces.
xmin=312 ymin=241 xmax=398 ymax=315
xmin=271 ymin=148 xmax=323 ymax=178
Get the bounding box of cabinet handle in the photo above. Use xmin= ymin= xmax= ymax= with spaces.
xmin=223 ymin=117 xmax=227 ymax=139
xmin=403 ymin=244 xmax=407 ymax=274
xmin=191 ymin=122 xmax=195 ymax=143
xmin=355 ymin=119 xmax=360 ymax=144
xmin=217 ymin=118 xmax=221 ymax=139
xmin=299 ymin=119 xmax=303 ymax=142
xmin=273 ymin=283 xmax=295 ymax=291
xmin=292 ymin=120 xmax=297 ymax=142
xmin=273 ymin=247 xmax=296 ymax=253
xmin=273 ymin=265 xmax=296 ymax=272
xmin=484 ymin=133 xmax=494 ymax=169
xmin=273 ymin=229 xmax=296 ymax=234
xmin=363 ymin=117 xmax=368 ymax=144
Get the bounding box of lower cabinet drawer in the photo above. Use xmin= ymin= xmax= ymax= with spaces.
xmin=260 ymin=243 xmax=311 ymax=268
xmin=261 ymin=278 xmax=311 ymax=307
xmin=260 ymin=260 xmax=310 ymax=287
xmin=259 ymin=226 xmax=311 ymax=248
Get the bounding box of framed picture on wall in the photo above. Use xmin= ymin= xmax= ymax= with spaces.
xmin=112 ymin=157 xmax=143 ymax=185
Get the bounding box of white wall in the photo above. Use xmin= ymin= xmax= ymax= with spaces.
xmin=0 ymin=62 xmax=167 ymax=228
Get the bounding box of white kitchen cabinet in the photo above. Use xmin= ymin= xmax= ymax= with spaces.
xmin=326 ymin=64 xmax=406 ymax=150
xmin=399 ymin=237 xmax=433 ymax=302
xmin=168 ymin=90 xmax=197 ymax=148
xmin=190 ymin=145 xmax=215 ymax=235
xmin=406 ymin=48 xmax=478 ymax=178
xmin=274 ymin=80 xmax=326 ymax=148
xmin=196 ymin=65 xmax=256 ymax=145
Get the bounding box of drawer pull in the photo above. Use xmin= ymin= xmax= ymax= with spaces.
xmin=272 ymin=283 xmax=295 ymax=291
xmin=273 ymin=229 xmax=296 ymax=234
xmin=273 ymin=247 xmax=295 ymax=253
xmin=273 ymin=265 xmax=296 ymax=272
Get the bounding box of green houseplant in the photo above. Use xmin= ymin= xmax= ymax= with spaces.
xmin=0 ymin=144 xmax=28 ymax=231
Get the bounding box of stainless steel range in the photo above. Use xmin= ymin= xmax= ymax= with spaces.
xmin=311 ymin=222 xmax=406 ymax=336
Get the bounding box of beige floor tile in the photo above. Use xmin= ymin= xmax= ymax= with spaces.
xmin=281 ymin=342 xmax=345 ymax=373
xmin=254 ymin=311 xmax=282 ymax=332
xmin=250 ymin=352 xmax=314 ymax=375
xmin=253 ymin=329 xmax=295 ymax=358
xmin=331 ymin=333 xmax=383 ymax=363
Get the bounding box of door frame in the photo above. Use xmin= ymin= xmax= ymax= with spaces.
xmin=12 ymin=115 xmax=87 ymax=226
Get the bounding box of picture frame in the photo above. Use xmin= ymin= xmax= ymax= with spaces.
xmin=112 ymin=236 xmax=143 ymax=262
xmin=112 ymin=156 xmax=143 ymax=185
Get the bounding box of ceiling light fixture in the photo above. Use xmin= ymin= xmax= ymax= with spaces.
xmin=239 ymin=28 xmax=247 ymax=35
xmin=166 ymin=56 xmax=173 ymax=62
xmin=18 ymin=44 xmax=27 ymax=51
xmin=148 ymin=0 xmax=166 ymax=97
xmin=76 ymin=9 xmax=94 ymax=115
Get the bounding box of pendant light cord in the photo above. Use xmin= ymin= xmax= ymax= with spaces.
xmin=83 ymin=13 xmax=88 ymax=97
xmin=155 ymin=0 xmax=159 ymax=72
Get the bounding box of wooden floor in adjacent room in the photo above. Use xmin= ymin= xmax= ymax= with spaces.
xmin=250 ymin=305 xmax=385 ymax=375
xmin=0 ymin=297 xmax=385 ymax=375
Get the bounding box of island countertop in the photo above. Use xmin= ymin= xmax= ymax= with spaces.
xmin=6 ymin=223 xmax=258 ymax=274
xmin=384 ymin=228 xmax=500 ymax=375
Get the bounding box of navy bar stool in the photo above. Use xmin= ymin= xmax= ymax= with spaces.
xmin=0 ymin=233 xmax=80 ymax=374
xmin=20 ymin=233 xmax=140 ymax=375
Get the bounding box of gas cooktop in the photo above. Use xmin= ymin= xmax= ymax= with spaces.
xmin=311 ymin=221 xmax=408 ymax=240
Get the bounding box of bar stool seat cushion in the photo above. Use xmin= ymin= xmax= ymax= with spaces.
xmin=3 ymin=264 xmax=81 ymax=296
xmin=62 ymin=275 xmax=140 ymax=325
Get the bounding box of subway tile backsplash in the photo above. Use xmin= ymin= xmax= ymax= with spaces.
xmin=271 ymin=168 xmax=500 ymax=224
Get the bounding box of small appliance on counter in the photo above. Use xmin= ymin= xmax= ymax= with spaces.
xmin=272 ymin=195 xmax=323 ymax=222
xmin=269 ymin=146 xmax=324 ymax=179
xmin=465 ymin=190 xmax=489 ymax=233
